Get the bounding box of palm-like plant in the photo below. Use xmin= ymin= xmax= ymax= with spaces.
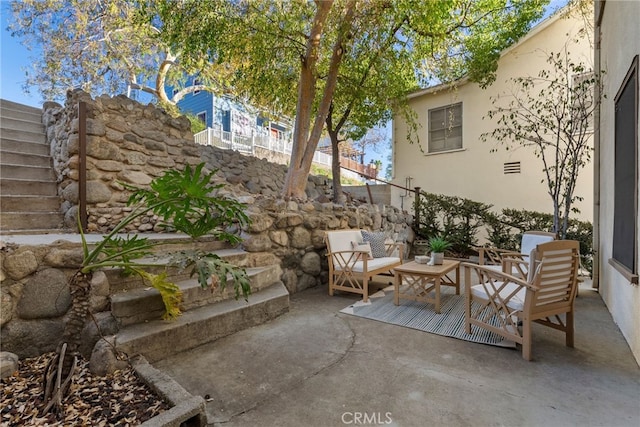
xmin=43 ymin=163 xmax=251 ymax=415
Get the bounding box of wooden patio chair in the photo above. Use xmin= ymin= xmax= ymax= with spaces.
xmin=326 ymin=230 xmax=403 ymax=302
xmin=475 ymin=230 xmax=556 ymax=278
xmin=463 ymin=240 xmax=580 ymax=360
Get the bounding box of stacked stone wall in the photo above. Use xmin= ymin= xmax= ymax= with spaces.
xmin=0 ymin=92 xmax=411 ymax=358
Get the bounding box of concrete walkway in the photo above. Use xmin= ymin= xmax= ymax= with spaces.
xmin=154 ymin=282 xmax=640 ymax=427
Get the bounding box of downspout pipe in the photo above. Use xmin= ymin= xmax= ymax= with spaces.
xmin=593 ymin=0 xmax=606 ymax=289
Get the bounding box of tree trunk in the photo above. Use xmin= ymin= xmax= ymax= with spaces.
xmin=42 ymin=271 xmax=92 ymax=416
xmin=329 ymin=131 xmax=346 ymax=204
xmin=282 ymin=0 xmax=356 ymax=199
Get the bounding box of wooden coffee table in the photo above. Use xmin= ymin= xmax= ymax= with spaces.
xmin=393 ymin=259 xmax=460 ymax=313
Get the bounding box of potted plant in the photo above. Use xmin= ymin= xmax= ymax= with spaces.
xmin=429 ymin=235 xmax=451 ymax=265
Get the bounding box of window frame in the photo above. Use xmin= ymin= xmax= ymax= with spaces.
xmin=609 ymin=55 xmax=639 ymax=284
xmin=196 ymin=111 xmax=207 ymax=126
xmin=428 ymin=102 xmax=463 ymax=153
xmin=193 ymin=78 xmax=202 ymax=96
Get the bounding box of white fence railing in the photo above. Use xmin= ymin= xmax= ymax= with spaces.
xmin=194 ymin=127 xmax=374 ymax=182
xmin=194 ymin=127 xmax=330 ymax=167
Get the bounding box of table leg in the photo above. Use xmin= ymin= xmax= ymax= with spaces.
xmin=394 ymin=272 xmax=401 ymax=306
xmin=435 ymin=276 xmax=441 ymax=313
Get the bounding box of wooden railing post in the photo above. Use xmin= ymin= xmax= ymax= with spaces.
xmin=414 ymin=187 xmax=421 ymax=229
xmin=78 ymin=101 xmax=88 ymax=232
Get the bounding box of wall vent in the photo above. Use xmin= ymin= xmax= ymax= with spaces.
xmin=504 ymin=161 xmax=521 ymax=174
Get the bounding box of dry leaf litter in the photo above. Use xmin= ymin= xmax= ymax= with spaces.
xmin=1 ymin=352 xmax=169 ymax=426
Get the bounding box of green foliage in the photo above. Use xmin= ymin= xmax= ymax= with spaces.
xmin=481 ymin=42 xmax=603 ymax=238
xmin=127 ymin=163 xmax=249 ymax=240
xmin=7 ymin=0 xmax=229 ymax=105
xmin=412 ymin=191 xmax=594 ymax=275
xmin=172 ymin=251 xmax=252 ymax=302
xmin=79 ymin=163 xmax=251 ymax=319
xmin=186 ymin=114 xmax=207 ymax=134
xmin=414 ymin=192 xmax=492 ymax=256
xmin=153 ymin=0 xmax=546 ymax=198
xmin=429 ymin=235 xmax=452 ymax=253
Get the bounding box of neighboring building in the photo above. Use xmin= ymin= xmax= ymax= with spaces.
xmin=171 ymin=77 xmax=291 ymax=141
xmin=391 ymin=5 xmax=594 ymax=221
xmin=594 ymin=0 xmax=640 ymax=364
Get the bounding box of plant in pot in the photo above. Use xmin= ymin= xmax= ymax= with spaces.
xmin=429 ymin=235 xmax=452 ymax=265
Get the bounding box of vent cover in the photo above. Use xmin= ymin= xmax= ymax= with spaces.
xmin=504 ymin=161 xmax=521 ymax=174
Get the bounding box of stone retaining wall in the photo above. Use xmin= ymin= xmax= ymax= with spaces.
xmin=0 ymin=92 xmax=412 ymax=358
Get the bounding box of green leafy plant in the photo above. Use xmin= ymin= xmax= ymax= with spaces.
xmin=43 ymin=163 xmax=251 ymax=415
xmin=429 ymin=235 xmax=452 ymax=253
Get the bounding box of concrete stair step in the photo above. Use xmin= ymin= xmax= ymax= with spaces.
xmin=111 ymin=264 xmax=283 ymax=326
xmin=115 ymin=281 xmax=290 ymax=362
xmin=0 ymin=99 xmax=41 ymax=116
xmin=0 ymin=212 xmax=63 ymax=230
xmin=1 ymin=116 xmax=45 ymax=134
xmin=1 ymin=195 xmax=60 ymax=212
xmin=0 ymin=163 xmax=54 ymax=180
xmin=1 ymin=138 xmax=49 ymax=156
xmin=106 ymin=248 xmax=279 ymax=293
xmin=0 ymin=178 xmax=58 ymax=196
xmin=0 ymin=150 xmax=52 ymax=167
xmin=0 ymin=128 xmax=45 ymax=145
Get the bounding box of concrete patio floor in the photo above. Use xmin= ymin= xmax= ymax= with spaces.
xmin=154 ymin=278 xmax=640 ymax=427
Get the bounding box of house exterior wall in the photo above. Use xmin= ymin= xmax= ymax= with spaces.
xmin=391 ymin=8 xmax=593 ymax=222
xmin=595 ymin=0 xmax=640 ymax=365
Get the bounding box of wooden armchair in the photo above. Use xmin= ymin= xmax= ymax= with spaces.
xmin=463 ymin=240 xmax=580 ymax=360
xmin=475 ymin=230 xmax=556 ymax=278
xmin=326 ymin=230 xmax=403 ymax=302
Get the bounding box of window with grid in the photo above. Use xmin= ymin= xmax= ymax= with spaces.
xmin=428 ymin=103 xmax=462 ymax=153
xmin=193 ymin=78 xmax=202 ymax=95
xmin=196 ymin=111 xmax=207 ymax=125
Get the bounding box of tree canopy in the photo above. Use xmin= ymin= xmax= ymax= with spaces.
xmin=154 ymin=0 xmax=547 ymax=198
xmin=7 ymin=0 xmax=230 ymax=105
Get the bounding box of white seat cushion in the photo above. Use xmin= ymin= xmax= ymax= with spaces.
xmin=470 ymin=281 xmax=526 ymax=311
xmin=335 ymin=257 xmax=400 ymax=273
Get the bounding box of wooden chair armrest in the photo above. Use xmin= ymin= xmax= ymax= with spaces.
xmin=384 ymin=242 xmax=404 ymax=260
xmin=472 ymin=246 xmax=518 ymax=265
xmin=462 ymin=262 xmax=530 ymax=288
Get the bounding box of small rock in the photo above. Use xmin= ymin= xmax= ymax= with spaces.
xmin=89 ymin=336 xmax=128 ymax=376
xmin=0 ymin=352 xmax=19 ymax=379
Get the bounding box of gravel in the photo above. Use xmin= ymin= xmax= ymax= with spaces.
xmin=0 ymin=352 xmax=169 ymax=426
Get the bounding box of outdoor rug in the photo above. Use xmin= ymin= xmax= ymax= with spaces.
xmin=340 ymin=286 xmax=517 ymax=348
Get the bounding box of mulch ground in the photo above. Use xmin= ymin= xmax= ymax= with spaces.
xmin=0 ymin=352 xmax=169 ymax=426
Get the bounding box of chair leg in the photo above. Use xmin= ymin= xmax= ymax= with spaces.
xmin=328 ymin=274 xmax=334 ymax=296
xmin=566 ymin=311 xmax=574 ymax=348
xmin=522 ymin=319 xmax=532 ymax=361
xmin=362 ymin=276 xmax=369 ymax=303
xmin=464 ymin=268 xmax=471 ymax=334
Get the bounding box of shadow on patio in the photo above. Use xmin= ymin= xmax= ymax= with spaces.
xmin=155 ymin=276 xmax=640 ymax=427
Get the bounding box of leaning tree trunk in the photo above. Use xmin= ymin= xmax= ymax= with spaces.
xmin=42 ymin=271 xmax=92 ymax=416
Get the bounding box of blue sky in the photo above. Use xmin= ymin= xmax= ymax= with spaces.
xmin=1 ymin=2 xmax=41 ymax=107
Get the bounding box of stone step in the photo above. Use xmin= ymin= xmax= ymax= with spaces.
xmin=1 ymin=195 xmax=61 ymax=212
xmin=0 ymin=163 xmax=54 ymax=180
xmin=0 ymin=150 xmax=52 ymax=167
xmin=1 ymin=116 xmax=45 ymax=134
xmin=0 ymin=99 xmax=41 ymax=116
xmin=0 ymin=138 xmax=49 ymax=156
xmin=0 ymin=178 xmax=58 ymax=196
xmin=105 ymin=248 xmax=279 ymax=293
xmin=0 ymin=212 xmax=64 ymax=231
xmin=111 ymin=264 xmax=282 ymax=326
xmin=0 ymin=128 xmax=45 ymax=145
xmin=115 ymin=281 xmax=290 ymax=362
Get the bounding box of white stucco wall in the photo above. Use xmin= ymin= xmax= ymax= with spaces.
xmin=392 ymin=8 xmax=594 ymax=223
xmin=596 ymin=0 xmax=640 ymax=365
